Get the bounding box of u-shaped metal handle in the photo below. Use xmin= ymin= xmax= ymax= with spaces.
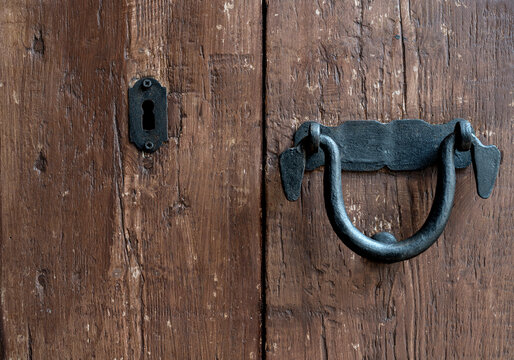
xmin=280 ymin=120 xmax=500 ymax=263
xmin=320 ymin=128 xmax=455 ymax=262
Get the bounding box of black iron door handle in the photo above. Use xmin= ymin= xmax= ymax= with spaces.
xmin=279 ymin=119 xmax=500 ymax=263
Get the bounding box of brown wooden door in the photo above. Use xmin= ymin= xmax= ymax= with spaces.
xmin=0 ymin=1 xmax=511 ymax=359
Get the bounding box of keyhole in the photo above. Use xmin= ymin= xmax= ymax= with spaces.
xmin=142 ymin=100 xmax=155 ymax=131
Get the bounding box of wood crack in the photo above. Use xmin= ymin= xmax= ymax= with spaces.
xmin=320 ymin=315 xmax=328 ymax=360
xmin=27 ymin=324 xmax=33 ymax=360
xmin=261 ymin=1 xmax=269 ymax=359
xmin=112 ymin=101 xmax=145 ymax=359
xmin=358 ymin=0 xmax=368 ymax=119
xmin=398 ymin=0 xmax=408 ymax=116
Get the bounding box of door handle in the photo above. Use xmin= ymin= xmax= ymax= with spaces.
xmin=279 ymin=119 xmax=500 ymax=263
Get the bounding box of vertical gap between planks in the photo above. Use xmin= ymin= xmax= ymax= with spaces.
xmin=260 ymin=1 xmax=269 ymax=359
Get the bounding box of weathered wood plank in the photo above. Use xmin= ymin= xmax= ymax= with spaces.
xmin=0 ymin=1 xmax=263 ymax=358
xmin=0 ymin=2 xmax=134 ymax=358
xmin=265 ymin=0 xmax=513 ymax=359
xmin=122 ymin=1 xmax=263 ymax=358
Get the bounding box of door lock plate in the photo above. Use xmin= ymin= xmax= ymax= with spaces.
xmin=129 ymin=77 xmax=168 ymax=153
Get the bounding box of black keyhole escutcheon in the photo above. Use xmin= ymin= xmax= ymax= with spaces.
xmin=128 ymin=77 xmax=168 ymax=153
xmin=142 ymin=100 xmax=155 ymax=131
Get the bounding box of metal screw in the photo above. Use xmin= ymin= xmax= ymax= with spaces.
xmin=142 ymin=79 xmax=152 ymax=89
xmin=145 ymin=141 xmax=154 ymax=150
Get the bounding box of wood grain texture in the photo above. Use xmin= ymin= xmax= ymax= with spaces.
xmin=1 ymin=0 xmax=512 ymax=359
xmin=265 ymin=0 xmax=513 ymax=359
xmin=0 ymin=0 xmax=262 ymax=359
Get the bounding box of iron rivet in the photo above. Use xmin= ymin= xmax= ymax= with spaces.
xmin=142 ymin=79 xmax=152 ymax=89
xmin=144 ymin=141 xmax=154 ymax=150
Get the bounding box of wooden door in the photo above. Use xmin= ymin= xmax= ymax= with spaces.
xmin=0 ymin=1 xmax=511 ymax=359
xmin=0 ymin=1 xmax=263 ymax=358
xmin=265 ymin=1 xmax=512 ymax=359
